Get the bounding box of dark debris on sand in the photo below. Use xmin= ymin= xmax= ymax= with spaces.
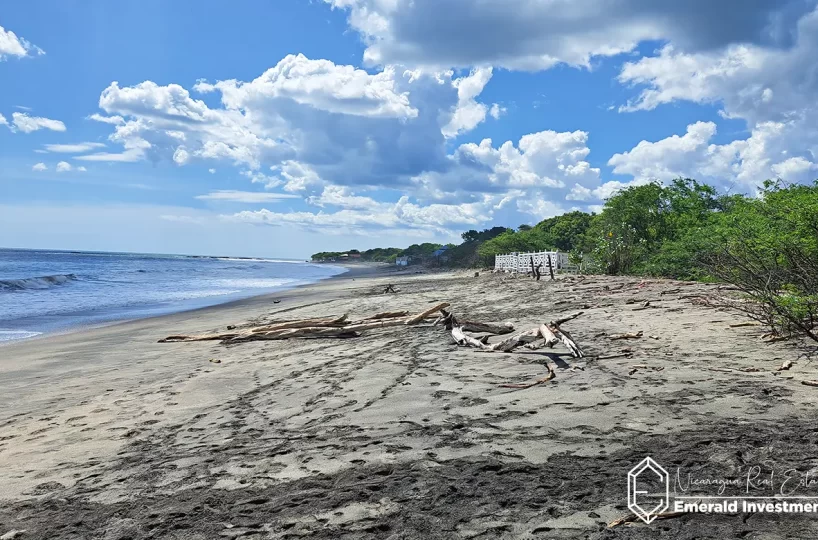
xmin=3 ymin=415 xmax=818 ymax=539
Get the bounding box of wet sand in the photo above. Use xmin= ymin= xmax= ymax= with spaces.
xmin=2 ymin=269 xmax=818 ymax=539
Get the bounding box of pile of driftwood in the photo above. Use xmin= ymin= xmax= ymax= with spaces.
xmin=441 ymin=309 xmax=584 ymax=357
xmin=159 ymin=303 xmax=451 ymax=344
xmin=158 ymin=302 xmax=585 ymax=360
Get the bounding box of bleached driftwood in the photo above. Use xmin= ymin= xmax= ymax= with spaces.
xmin=251 ymin=314 xmax=349 ymax=333
xmin=451 ymin=326 xmax=491 ymax=349
xmin=490 ymin=328 xmax=541 ymax=352
xmin=539 ymin=324 xmax=560 ymax=346
xmin=405 ymin=303 xmax=450 ymax=325
xmin=777 ymin=359 xmax=794 ymax=371
xmin=609 ymin=331 xmax=643 ymax=340
xmin=233 ymin=313 xmax=447 ymax=343
xmin=159 ymin=314 xmax=352 ymax=342
xmin=230 ymin=327 xmax=363 ymax=342
xmin=160 ymin=303 xmax=453 ymax=344
xmin=553 ymin=325 xmax=583 ymax=357
xmin=529 ymin=312 xmax=584 ymax=358
xmin=538 ymin=323 xmax=560 ymax=348
xmin=445 ymin=311 xmax=585 ymax=356
xmin=438 ymin=309 xmax=514 ymax=335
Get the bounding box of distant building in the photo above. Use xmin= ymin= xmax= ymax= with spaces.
xmin=348 ymin=253 xmax=361 ymax=259
xmin=432 ymin=246 xmax=450 ymax=262
xmin=396 ymin=256 xmax=410 ymax=266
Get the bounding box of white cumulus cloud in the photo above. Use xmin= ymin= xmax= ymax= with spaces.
xmin=10 ymin=112 xmax=66 ymax=133
xmin=0 ymin=25 xmax=44 ymax=60
xmin=609 ymin=120 xmax=818 ymax=191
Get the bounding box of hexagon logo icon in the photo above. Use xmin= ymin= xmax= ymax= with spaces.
xmin=628 ymin=457 xmax=670 ymax=524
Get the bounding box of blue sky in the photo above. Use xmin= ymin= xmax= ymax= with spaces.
xmin=2 ymin=0 xmax=817 ymax=258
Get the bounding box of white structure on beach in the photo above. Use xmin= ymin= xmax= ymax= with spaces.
xmin=494 ymin=251 xmax=575 ymax=274
xmin=396 ymin=256 xmax=410 ymax=266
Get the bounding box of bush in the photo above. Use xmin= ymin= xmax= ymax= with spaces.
xmin=698 ymin=181 xmax=818 ymax=342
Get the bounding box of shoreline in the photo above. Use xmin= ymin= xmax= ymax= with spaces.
xmin=0 ymin=261 xmax=389 ymax=349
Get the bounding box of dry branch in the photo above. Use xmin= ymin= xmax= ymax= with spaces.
xmin=499 ymin=365 xmax=556 ymax=389
xmin=729 ymin=321 xmax=760 ymax=328
xmin=365 ymin=311 xmax=409 ymax=320
xmin=552 ymin=311 xmax=584 ymax=326
xmin=159 ymin=333 xmax=239 ymax=343
xmin=595 ymin=348 xmax=634 ymax=360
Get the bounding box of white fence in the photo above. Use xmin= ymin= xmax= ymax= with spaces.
xmin=494 ymin=251 xmax=576 ymax=274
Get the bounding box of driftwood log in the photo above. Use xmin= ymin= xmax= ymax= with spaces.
xmin=160 ymin=304 xmax=451 ymax=344
xmin=160 ymin=302 xmax=585 ymax=364
xmin=406 ymin=303 xmax=450 ymax=325
xmin=451 ymin=326 xmax=491 ymax=349
xmin=490 ymin=328 xmax=541 ymax=352
xmin=447 ymin=311 xmax=584 ymax=357
xmin=538 ymin=323 xmax=560 ymax=347
xmin=609 ymin=331 xmax=643 ymax=340
xmin=459 ymin=320 xmax=515 ymax=335
xmin=250 ymin=314 xmax=349 ymax=333
xmin=365 ymin=311 xmax=409 ymax=320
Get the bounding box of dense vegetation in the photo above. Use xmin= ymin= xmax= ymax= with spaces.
xmin=312 ymin=178 xmax=818 ymax=342
xmin=311 ymin=243 xmax=445 ymax=264
xmin=492 ymin=178 xmax=818 ymax=343
xmin=476 ymin=211 xmax=594 ymax=267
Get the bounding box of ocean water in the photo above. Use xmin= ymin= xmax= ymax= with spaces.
xmin=0 ymin=249 xmax=346 ymax=343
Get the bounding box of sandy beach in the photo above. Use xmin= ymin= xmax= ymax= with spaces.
xmin=2 ymin=267 xmax=818 ymax=539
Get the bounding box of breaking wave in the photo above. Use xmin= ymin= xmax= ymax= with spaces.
xmin=0 ymin=274 xmax=79 ymax=291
